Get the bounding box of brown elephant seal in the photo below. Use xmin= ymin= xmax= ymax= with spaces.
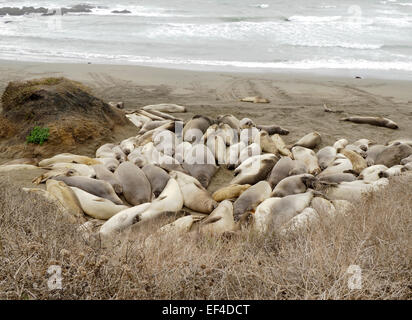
xmin=271 ymin=134 xmax=292 ymax=157
xmin=318 ymin=173 xmax=357 ymax=184
xmin=170 ymin=171 xmax=217 ymax=214
xmin=233 ymin=181 xmax=272 ymax=221
xmin=114 ymin=161 xmax=151 ymax=206
xmin=291 ymin=146 xmax=321 ymax=175
xmin=293 ymin=132 xmax=322 ymax=149
xmin=45 ymin=179 xmax=84 ymax=218
xmin=142 ymin=164 xmax=170 ymax=198
xmin=257 ymin=124 xmax=289 ymax=135
xmin=92 ymin=164 xmax=122 ymax=194
xmin=340 ymin=116 xmax=399 ymax=129
xmin=272 ymin=174 xmax=317 ymax=197
xmin=231 ymin=154 xmax=278 ymax=185
xmin=182 ymin=163 xmax=218 ymax=188
xmin=375 ymin=142 xmax=412 ymax=167
xmin=240 ymin=96 xmax=270 ymax=103
xmin=212 ymin=184 xmax=251 ymax=202
xmin=200 ymin=200 xmax=236 ymax=235
xmin=365 ymin=144 xmax=386 ymax=165
xmin=253 ymin=190 xmax=315 ymax=233
xmin=267 ymin=157 xmax=308 ymax=188
xmin=70 ymin=187 xmax=129 ymax=220
xmin=344 ymin=144 xmax=367 ymax=158
xmin=53 ymin=175 xmax=123 ymax=205
xmin=317 ymin=146 xmax=337 ymax=169
xmin=337 ymin=148 xmax=367 ymax=174
xmin=183 ymin=115 xmax=213 ymax=143
xmin=217 ymin=114 xmax=240 ymax=130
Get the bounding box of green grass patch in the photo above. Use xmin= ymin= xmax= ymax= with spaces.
xmin=26 ymin=126 xmax=50 ymax=145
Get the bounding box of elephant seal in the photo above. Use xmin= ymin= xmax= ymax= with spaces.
xmin=324 ymin=179 xmax=388 ymax=202
xmin=44 ymin=163 xmax=96 ymax=178
xmin=365 ymin=144 xmax=386 ymax=165
xmin=142 ymin=164 xmax=170 ymax=198
xmin=206 ymin=134 xmax=227 ymax=164
xmin=200 ymin=200 xmax=236 ymax=235
xmin=404 ymin=162 xmax=412 ymax=171
xmin=33 ymin=168 xmax=79 ymax=185
xmin=92 ymin=164 xmax=122 ymax=194
xmin=254 ymin=131 xmax=279 ymax=155
xmin=344 ymin=144 xmax=367 ymax=158
xmin=333 ymin=139 xmax=349 ymax=150
xmin=212 ymin=184 xmax=251 ymax=202
xmin=337 ymin=148 xmax=367 ymax=174
xmin=240 ymin=127 xmax=259 ymax=145
xmin=266 ymin=157 xmax=308 ymax=188
xmin=53 ymin=175 xmax=123 ymax=205
xmin=231 ymin=154 xmax=278 ymax=185
xmin=226 ymin=141 xmax=247 ymax=169
xmin=175 ymin=142 xmax=192 ymax=164
xmin=310 ymin=197 xmax=336 ymax=217
xmin=340 ymin=116 xmax=398 ymax=129
xmin=253 ymin=190 xmax=314 ymax=233
xmin=317 ymin=154 xmax=352 ymax=177
xmin=182 ymin=163 xmax=218 ymax=189
xmin=45 ymin=179 xmax=84 ymax=218
xmin=280 ymin=207 xmax=319 ymax=234
xmin=183 ymin=115 xmax=213 ymax=143
xmin=217 ymin=114 xmax=240 ymax=130
xmin=240 ymin=96 xmax=270 ymax=103
xmin=381 ymin=165 xmax=406 ymax=178
xmin=70 ymin=187 xmax=129 ymax=220
xmin=353 ymin=139 xmax=374 ymax=151
xmin=233 ymin=181 xmax=272 ymax=220
xmin=375 ymin=142 xmax=412 ymax=167
xmin=112 ymin=146 xmax=127 ymax=163
xmin=318 ymin=173 xmax=356 ymax=184
xmin=401 ymin=155 xmax=412 ymax=165
xmin=387 ymin=139 xmax=412 ymax=147
xmin=96 ymin=157 xmax=119 ymax=172
xmin=120 ymin=137 xmax=137 ymax=155
xmin=271 ymin=134 xmax=292 ymax=157
xmin=170 ymin=171 xmax=217 ymax=214
xmin=139 ymin=120 xmax=171 ymax=134
xmin=317 ymin=146 xmax=337 ymax=170
xmin=293 ymin=132 xmax=322 ymax=149
xmin=142 ymin=103 xmax=186 ymax=113
xmin=39 ymin=153 xmax=101 ymax=167
xmin=291 ymin=146 xmax=321 ymax=175
xmin=257 ymin=124 xmax=289 ymax=135
xmin=358 ymin=165 xmax=388 ymax=183
xmin=100 ymin=203 xmax=151 ymax=241
xmin=239 ymin=118 xmax=255 ymax=129
xmin=237 ymin=143 xmax=261 ymax=166
xmin=114 ymin=161 xmax=152 ymax=206
xmin=272 ymin=174 xmax=317 ymax=197
xmin=135 ymin=178 xmax=184 ymax=222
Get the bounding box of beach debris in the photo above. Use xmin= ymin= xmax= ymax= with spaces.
xmin=240 ymin=96 xmax=270 ymax=103
xmin=323 ymin=104 xmax=343 ymax=113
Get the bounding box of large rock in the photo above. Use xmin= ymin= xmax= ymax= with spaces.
xmin=0 ymin=77 xmax=136 ymax=160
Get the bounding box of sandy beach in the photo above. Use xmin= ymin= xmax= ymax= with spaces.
xmin=1 ymin=60 xmax=411 ymax=151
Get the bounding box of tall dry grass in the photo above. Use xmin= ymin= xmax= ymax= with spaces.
xmin=0 ymin=174 xmax=411 ymax=300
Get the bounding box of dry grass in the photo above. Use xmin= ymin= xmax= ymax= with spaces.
xmin=0 ymin=174 xmax=411 ymax=300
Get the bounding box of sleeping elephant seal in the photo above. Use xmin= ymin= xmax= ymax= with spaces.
xmin=70 ymin=187 xmax=129 ymax=220
xmin=340 ymin=116 xmax=398 ymax=129
xmin=257 ymin=124 xmax=289 ymax=135
xmin=293 ymin=132 xmax=322 ymax=149
xmin=183 ymin=115 xmax=213 ymax=143
xmin=337 ymin=148 xmax=367 ymax=174
xmin=239 ymin=118 xmax=255 ymax=129
xmin=183 ymin=144 xmax=218 ymax=188
xmin=231 ymin=154 xmax=278 ymax=185
xmin=114 ymin=161 xmax=152 ymax=206
xmin=233 ymin=181 xmax=272 ymax=221
xmin=170 ymin=171 xmax=217 ymax=214
xmin=317 ymin=146 xmax=337 ymax=170
xmin=142 ymin=103 xmax=186 ymax=113
xmin=317 ymin=154 xmax=352 ymax=177
xmin=142 ymin=164 xmax=170 ymax=198
xmin=254 ymin=131 xmax=279 ymax=155
xmin=92 ymin=164 xmax=122 ymax=194
xmin=39 ymin=153 xmax=101 ymax=167
xmin=318 ymin=173 xmax=356 ymax=184
xmin=45 ymin=179 xmax=84 ymax=219
xmin=358 ymin=165 xmax=388 ymax=183
xmin=99 ymin=203 xmax=151 ymax=243
xmin=291 ymin=146 xmax=321 ymax=175
xmin=271 ymin=134 xmax=292 ymax=157
xmin=253 ymin=190 xmax=315 ymax=233
xmin=272 ymin=174 xmax=317 ymax=197
xmin=216 ymin=114 xmax=240 ymax=130
xmin=333 ymin=139 xmax=349 ymax=150
xmin=96 ymin=157 xmax=119 ymax=172
xmin=365 ymin=144 xmax=386 ymax=166
xmin=212 ymin=184 xmax=251 ymax=202
xmin=53 ymin=175 xmax=123 ymax=205
xmin=266 ymin=157 xmax=308 ymax=188
xmin=374 ymin=142 xmax=412 ymax=167
xmin=200 ymin=200 xmax=236 ymax=235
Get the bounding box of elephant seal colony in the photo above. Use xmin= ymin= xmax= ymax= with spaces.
xmin=3 ymin=102 xmax=411 ymax=248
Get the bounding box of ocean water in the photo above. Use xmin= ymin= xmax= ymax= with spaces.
xmin=1 ymin=0 xmax=412 ymax=75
